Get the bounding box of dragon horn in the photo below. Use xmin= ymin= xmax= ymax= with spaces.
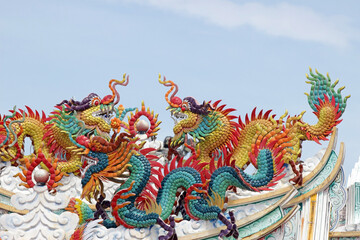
xmin=103 ymin=74 xmax=129 ymax=105
xmin=158 ymin=74 xmax=181 ymax=108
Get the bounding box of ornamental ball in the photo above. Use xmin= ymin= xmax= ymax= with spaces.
xmin=136 ymin=119 xmax=149 ymax=132
xmin=34 ymin=169 xmax=50 ymax=185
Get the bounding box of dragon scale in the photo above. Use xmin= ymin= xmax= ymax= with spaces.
xmin=73 ymin=130 xmax=283 ymax=240
xmin=3 ymin=70 xmax=348 ymax=240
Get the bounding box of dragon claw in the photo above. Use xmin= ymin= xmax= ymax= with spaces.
xmin=218 ymin=211 xmax=238 ymax=239
xmin=94 ymin=194 xmax=110 ymax=220
xmin=229 ymin=210 xmax=236 ymax=224
xmin=157 ymin=216 xmax=177 ymax=240
xmin=289 ymin=160 xmax=303 ymax=186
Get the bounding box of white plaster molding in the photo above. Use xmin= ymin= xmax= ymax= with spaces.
xmin=0 ymin=185 xmax=79 ymax=240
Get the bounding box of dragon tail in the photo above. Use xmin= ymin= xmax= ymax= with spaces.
xmin=65 ymin=198 xmax=94 ymax=225
xmin=304 ymin=68 xmax=350 ymax=141
xmin=70 ymin=219 xmax=101 ymax=240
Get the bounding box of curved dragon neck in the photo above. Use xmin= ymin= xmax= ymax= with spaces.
xmin=46 ymin=124 xmax=82 ymax=173
xmin=51 ymin=125 xmax=76 ymax=151
xmin=197 ymin=112 xmax=232 ymax=163
xmin=122 ymin=154 xmax=150 ymax=193
xmin=232 ymin=119 xmax=275 ymax=168
xmin=46 ymin=110 xmax=99 ymax=173
xmin=111 ymin=153 xmax=157 ymax=228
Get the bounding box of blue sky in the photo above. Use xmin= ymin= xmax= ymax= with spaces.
xmin=1 ymin=0 xmax=359 ymax=179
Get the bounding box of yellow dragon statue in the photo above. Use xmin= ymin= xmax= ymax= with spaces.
xmin=159 ymin=68 xmax=350 ymax=172
xmin=0 ymin=74 xmax=147 ymax=173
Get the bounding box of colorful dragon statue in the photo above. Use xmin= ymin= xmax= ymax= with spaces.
xmin=159 ymin=68 xmax=350 ymax=169
xmin=63 ymin=69 xmax=349 ymax=240
xmin=62 ymin=69 xmax=339 ymax=239
xmin=68 ymin=129 xmax=286 ymax=239
xmin=0 ymin=74 xmax=158 ymax=173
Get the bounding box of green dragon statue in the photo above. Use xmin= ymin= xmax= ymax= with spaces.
xmin=0 ymin=74 xmax=144 ymax=173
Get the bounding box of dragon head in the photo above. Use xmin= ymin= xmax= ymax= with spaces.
xmin=43 ymin=75 xmax=131 ymax=173
xmin=169 ymin=97 xmax=215 ymax=147
xmin=56 ymin=75 xmax=130 ymax=139
xmin=159 ymin=75 xmax=219 ymax=148
xmin=63 ymin=93 xmax=113 ymax=136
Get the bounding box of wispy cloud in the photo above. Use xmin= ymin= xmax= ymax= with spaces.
xmin=126 ymin=0 xmax=357 ymax=48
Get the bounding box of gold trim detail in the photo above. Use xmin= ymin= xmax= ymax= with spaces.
xmin=0 ymin=202 xmax=28 ymax=215
xmin=329 ymin=231 xmax=360 ymax=237
xmin=308 ymin=194 xmax=317 ymax=239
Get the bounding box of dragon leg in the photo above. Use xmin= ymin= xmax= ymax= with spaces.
xmin=94 ymin=194 xmax=111 ymax=220
xmin=174 ymin=191 xmax=190 ymax=221
xmin=289 ymin=160 xmax=303 ymax=186
xmin=218 ymin=211 xmax=238 ymax=239
xmin=157 ymin=216 xmax=177 ymax=240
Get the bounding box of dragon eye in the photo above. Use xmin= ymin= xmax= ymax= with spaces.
xmin=182 ymin=103 xmax=189 ymax=111
xmin=91 ymin=97 xmax=101 ymax=106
